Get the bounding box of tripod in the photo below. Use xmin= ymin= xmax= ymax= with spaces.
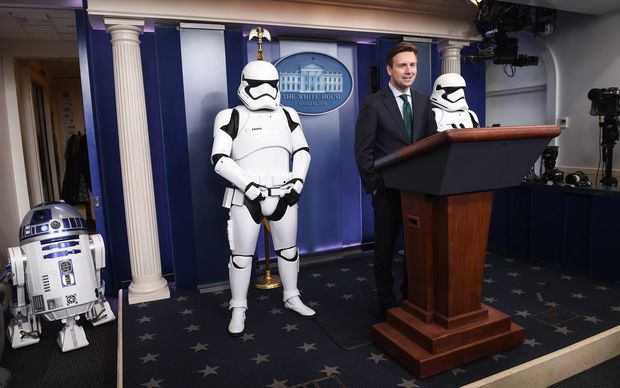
xmin=599 ymin=116 xmax=619 ymax=187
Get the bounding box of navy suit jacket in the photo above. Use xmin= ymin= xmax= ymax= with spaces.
xmin=355 ymin=85 xmax=437 ymax=194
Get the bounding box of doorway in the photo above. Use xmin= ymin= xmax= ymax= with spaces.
xmin=16 ymin=58 xmax=96 ymax=231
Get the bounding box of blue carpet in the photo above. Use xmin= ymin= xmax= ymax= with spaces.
xmin=122 ymin=251 xmax=620 ymax=387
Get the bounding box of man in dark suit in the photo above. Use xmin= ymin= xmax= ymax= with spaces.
xmin=355 ymin=42 xmax=437 ymax=317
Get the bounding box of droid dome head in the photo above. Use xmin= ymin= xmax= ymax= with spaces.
xmin=238 ymin=60 xmax=280 ymax=111
xmin=19 ymin=201 xmax=88 ymax=243
xmin=431 ymin=73 xmax=469 ymax=112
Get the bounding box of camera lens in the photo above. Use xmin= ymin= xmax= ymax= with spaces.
xmin=588 ymin=88 xmax=602 ymax=101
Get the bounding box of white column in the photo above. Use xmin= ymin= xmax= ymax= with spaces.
xmin=104 ymin=18 xmax=169 ymax=304
xmin=437 ymin=39 xmax=470 ymax=75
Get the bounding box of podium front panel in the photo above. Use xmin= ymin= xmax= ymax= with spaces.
xmin=382 ymin=137 xmax=552 ymax=196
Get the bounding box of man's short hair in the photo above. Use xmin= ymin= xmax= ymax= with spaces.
xmin=386 ymin=42 xmax=419 ymax=67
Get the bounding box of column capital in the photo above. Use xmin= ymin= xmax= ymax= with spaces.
xmin=437 ymin=39 xmax=472 ymax=75
xmin=104 ymin=18 xmax=144 ymax=33
xmin=437 ymin=39 xmax=471 ymax=52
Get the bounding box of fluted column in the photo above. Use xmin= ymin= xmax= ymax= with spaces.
xmin=437 ymin=39 xmax=470 ymax=75
xmin=105 ymin=19 xmax=170 ymax=304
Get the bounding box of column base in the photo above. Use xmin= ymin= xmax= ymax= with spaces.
xmin=128 ymin=278 xmax=170 ymax=304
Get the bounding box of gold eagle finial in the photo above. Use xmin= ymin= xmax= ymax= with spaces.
xmin=248 ymin=27 xmax=271 ymax=60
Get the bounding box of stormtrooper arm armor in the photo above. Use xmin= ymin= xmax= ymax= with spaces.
xmin=432 ymin=108 xmax=447 ymax=132
xmin=212 ymin=109 xmax=263 ymax=201
xmin=284 ymin=107 xmax=311 ymax=194
xmin=469 ymin=110 xmax=480 ymax=128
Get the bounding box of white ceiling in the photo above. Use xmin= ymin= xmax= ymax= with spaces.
xmin=0 ymin=7 xmax=76 ymax=41
xmin=1 ymin=0 xmax=620 ymax=42
xmin=504 ymin=0 xmax=620 ymax=16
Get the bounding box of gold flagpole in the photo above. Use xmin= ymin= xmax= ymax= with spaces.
xmin=254 ymin=218 xmax=281 ymax=289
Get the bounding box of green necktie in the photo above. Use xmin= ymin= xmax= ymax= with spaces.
xmin=400 ymin=94 xmax=412 ymax=141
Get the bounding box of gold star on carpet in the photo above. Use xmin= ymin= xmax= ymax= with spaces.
xmin=136 ymin=316 xmax=152 ymax=324
xmin=281 ymin=323 xmax=298 ymax=332
xmin=266 ymin=378 xmax=288 ymax=388
xmin=141 ymin=377 xmax=164 ymax=388
xmin=251 ymin=353 xmax=270 ymax=364
xmin=197 ymin=365 xmax=219 ymax=377
xmin=555 ymin=326 xmax=573 ymax=335
xmin=139 ymin=353 xmax=159 ymax=364
xmin=397 ymin=378 xmax=420 ymax=388
xmin=366 ymin=352 xmax=387 ymax=364
xmin=583 ymin=315 xmax=602 ymax=324
xmin=298 ymin=342 xmax=317 ymax=352
xmin=240 ymin=332 xmax=256 ymax=342
xmin=514 ymin=310 xmax=531 ymax=318
xmin=318 ymin=365 xmax=340 ymax=376
xmin=138 ymin=332 xmax=156 ymax=341
xmin=190 ymin=342 xmax=208 ymax=352
xmin=184 ymin=324 xmax=200 ymax=332
xmin=524 ymin=338 xmax=541 ymax=347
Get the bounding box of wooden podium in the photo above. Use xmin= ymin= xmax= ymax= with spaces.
xmin=372 ymin=125 xmax=561 ymax=378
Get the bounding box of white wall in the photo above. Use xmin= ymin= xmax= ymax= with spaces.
xmin=542 ymin=10 xmax=620 ymax=171
xmin=0 ymin=57 xmax=30 ymax=266
xmin=485 ymin=32 xmax=549 ymax=127
xmin=0 ymin=38 xmax=79 ymax=266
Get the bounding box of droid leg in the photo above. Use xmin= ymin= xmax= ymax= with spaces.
xmin=227 ymin=204 xmax=261 ymax=336
xmin=269 ymin=205 xmax=315 ymax=317
xmin=86 ymin=297 xmax=116 ymax=327
xmin=6 ymin=247 xmax=41 ymax=348
xmin=86 ymin=234 xmax=116 ymax=326
xmin=6 ymin=310 xmax=41 ymax=349
xmin=57 ymin=315 xmax=89 ymax=352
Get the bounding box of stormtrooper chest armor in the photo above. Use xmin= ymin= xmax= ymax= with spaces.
xmin=435 ymin=110 xmax=476 ymax=131
xmin=230 ymin=107 xmax=293 ymax=161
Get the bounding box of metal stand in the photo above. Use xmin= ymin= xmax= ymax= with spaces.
xmin=600 ymin=116 xmax=619 ymax=187
xmin=254 ymin=218 xmax=281 ymax=289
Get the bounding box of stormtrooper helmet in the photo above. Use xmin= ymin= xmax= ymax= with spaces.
xmin=238 ymin=60 xmax=280 ymax=110
xmin=431 ymin=73 xmax=469 ymax=112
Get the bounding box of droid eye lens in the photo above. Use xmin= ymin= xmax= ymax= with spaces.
xmin=34 ymin=211 xmax=45 ymax=220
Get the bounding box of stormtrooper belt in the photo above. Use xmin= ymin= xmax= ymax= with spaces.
xmin=264 ymin=186 xmax=287 ymax=197
xmin=222 ymin=185 xmax=287 ymax=209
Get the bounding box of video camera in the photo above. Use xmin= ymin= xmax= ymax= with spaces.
xmin=588 ymin=87 xmax=620 ymax=117
xmin=587 ymin=87 xmax=620 ymax=187
xmin=465 ymin=0 xmax=555 ymax=67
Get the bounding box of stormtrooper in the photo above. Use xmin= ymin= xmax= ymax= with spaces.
xmin=211 ymin=38 xmax=315 ymax=336
xmin=431 ymin=73 xmax=480 ymax=131
xmin=6 ymin=201 xmax=115 ymax=352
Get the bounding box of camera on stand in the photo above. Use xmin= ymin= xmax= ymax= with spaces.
xmin=535 ymin=145 xmax=564 ymax=184
xmin=465 ymin=0 xmax=555 ymax=67
xmin=588 ymin=87 xmax=620 ymax=187
xmin=565 ymin=171 xmax=591 ymax=188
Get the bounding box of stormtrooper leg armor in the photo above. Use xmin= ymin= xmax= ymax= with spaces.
xmin=227 ymin=205 xmax=261 ymax=336
xmin=270 ymin=204 xmax=315 ymax=317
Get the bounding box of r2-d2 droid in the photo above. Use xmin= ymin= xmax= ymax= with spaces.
xmin=431 ymin=73 xmax=480 ymax=131
xmin=6 ymin=201 xmax=115 ymax=352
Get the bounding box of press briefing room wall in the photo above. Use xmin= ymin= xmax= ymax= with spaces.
xmin=78 ymin=11 xmax=486 ymax=292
